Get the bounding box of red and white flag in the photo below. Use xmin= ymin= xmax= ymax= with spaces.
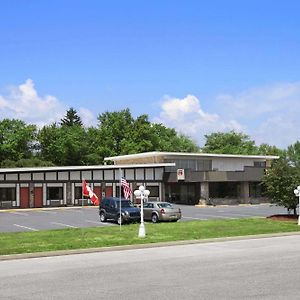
xmin=121 ymin=177 xmax=132 ymax=200
xmin=82 ymin=180 xmax=99 ymax=206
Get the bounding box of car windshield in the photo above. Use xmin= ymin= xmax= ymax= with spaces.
xmin=157 ymin=203 xmax=173 ymax=208
xmin=116 ymin=200 xmax=134 ymax=208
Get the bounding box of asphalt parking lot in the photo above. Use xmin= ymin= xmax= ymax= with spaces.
xmin=0 ymin=204 xmax=287 ymax=232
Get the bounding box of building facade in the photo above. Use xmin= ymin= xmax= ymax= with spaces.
xmin=0 ymin=163 xmax=172 ymax=209
xmin=104 ymin=152 xmax=279 ymax=206
xmin=0 ymin=151 xmax=278 ymax=209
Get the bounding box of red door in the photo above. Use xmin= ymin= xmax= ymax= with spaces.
xmin=106 ymin=186 xmax=113 ymax=197
xmin=34 ymin=187 xmax=43 ymax=208
xmin=20 ymin=187 xmax=29 ymax=208
xmin=93 ymin=186 xmax=102 ymax=204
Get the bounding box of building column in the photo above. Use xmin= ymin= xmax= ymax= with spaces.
xmin=29 ymin=182 xmax=34 ymax=208
xmin=200 ymin=182 xmax=209 ymax=205
xmin=160 ymin=182 xmax=165 ymax=202
xmin=241 ymin=182 xmax=250 ymax=204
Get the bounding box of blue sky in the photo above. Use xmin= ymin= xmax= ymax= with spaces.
xmin=0 ymin=0 xmax=300 ymax=148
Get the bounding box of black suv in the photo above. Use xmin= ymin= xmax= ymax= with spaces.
xmin=99 ymin=197 xmax=141 ymax=225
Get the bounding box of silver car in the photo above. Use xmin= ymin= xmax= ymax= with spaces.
xmin=143 ymin=201 xmax=182 ymax=223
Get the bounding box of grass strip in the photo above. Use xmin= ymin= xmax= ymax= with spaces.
xmin=1 ymin=218 xmax=299 ymax=256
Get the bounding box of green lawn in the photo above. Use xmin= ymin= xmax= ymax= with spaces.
xmin=1 ymin=218 xmax=299 ymax=256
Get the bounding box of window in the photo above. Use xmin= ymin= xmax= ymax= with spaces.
xmin=209 ymin=182 xmax=240 ymax=198
xmin=254 ymin=161 xmax=266 ymax=168
xmin=116 ymin=200 xmax=134 ymax=208
xmin=47 ymin=187 xmax=63 ymax=200
xmin=165 ymin=159 xmax=212 ymax=172
xmin=157 ymin=203 xmax=173 ymax=208
xmin=249 ymin=182 xmax=264 ymax=197
xmin=75 ymin=187 xmax=89 ymax=199
xmin=147 ymin=186 xmax=159 ymax=198
xmin=0 ymin=188 xmax=16 ymax=202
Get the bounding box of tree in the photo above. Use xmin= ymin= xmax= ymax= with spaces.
xmin=286 ymin=141 xmax=300 ymax=167
xmin=262 ymin=158 xmax=300 ymax=214
xmin=96 ymin=108 xmax=134 ymax=157
xmin=257 ymin=143 xmax=284 ymax=156
xmin=202 ymin=131 xmax=257 ymax=154
xmin=60 ymin=107 xmax=83 ymax=127
xmin=93 ymin=109 xmax=199 ymax=161
xmin=151 ymin=123 xmax=199 ymax=152
xmin=37 ymin=123 xmax=89 ymax=165
xmin=0 ymin=158 xmax=54 ymax=168
xmin=0 ymin=119 xmax=37 ymax=162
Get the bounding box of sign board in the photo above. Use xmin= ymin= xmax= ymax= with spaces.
xmin=177 ymin=169 xmax=185 ymax=180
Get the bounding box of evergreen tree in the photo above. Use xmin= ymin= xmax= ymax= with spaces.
xmin=60 ymin=108 xmax=83 ymax=126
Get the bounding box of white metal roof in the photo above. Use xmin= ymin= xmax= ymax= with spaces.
xmin=104 ymin=151 xmax=279 ymax=161
xmin=0 ymin=163 xmax=175 ymax=173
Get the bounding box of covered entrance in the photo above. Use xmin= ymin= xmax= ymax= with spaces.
xmin=165 ymin=183 xmax=200 ymax=205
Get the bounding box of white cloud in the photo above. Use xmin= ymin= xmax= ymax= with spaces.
xmin=217 ymin=82 xmax=300 ymax=119
xmin=216 ymin=82 xmax=300 ymax=148
xmin=78 ymin=107 xmax=97 ymax=127
xmin=155 ymin=82 xmax=300 ymax=149
xmin=154 ymin=94 xmax=243 ymax=146
xmin=0 ymin=79 xmax=96 ymax=127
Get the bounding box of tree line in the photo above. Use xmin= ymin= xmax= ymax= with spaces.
xmin=1 ymin=107 xmax=300 ymax=213
xmin=0 ymin=108 xmax=199 ymax=168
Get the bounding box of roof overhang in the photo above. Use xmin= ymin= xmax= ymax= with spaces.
xmin=0 ymin=163 xmax=176 ymax=173
xmin=104 ymin=151 xmax=280 ymax=162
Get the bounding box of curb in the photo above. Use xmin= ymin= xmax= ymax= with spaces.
xmin=195 ymin=203 xmax=271 ymax=208
xmin=1 ymin=231 xmax=300 ymax=261
xmin=0 ymin=206 xmax=98 ymax=213
xmin=0 ymin=203 xmax=272 ymax=212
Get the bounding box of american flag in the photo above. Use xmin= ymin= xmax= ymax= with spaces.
xmin=121 ymin=177 xmax=132 ymax=200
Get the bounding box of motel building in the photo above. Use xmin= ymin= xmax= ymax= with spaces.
xmin=0 ymin=151 xmax=278 ymax=209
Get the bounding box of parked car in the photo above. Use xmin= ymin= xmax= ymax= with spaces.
xmin=143 ymin=201 xmax=182 ymax=223
xmin=99 ymin=197 xmax=141 ymax=225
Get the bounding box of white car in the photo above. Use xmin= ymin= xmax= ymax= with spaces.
xmin=143 ymin=201 xmax=182 ymax=223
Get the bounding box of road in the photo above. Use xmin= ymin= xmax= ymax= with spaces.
xmin=1 ymin=234 xmax=300 ymax=299
xmin=0 ymin=204 xmax=287 ymax=232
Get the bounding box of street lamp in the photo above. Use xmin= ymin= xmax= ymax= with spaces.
xmin=134 ymin=185 xmax=150 ymax=238
xmin=293 ymin=185 xmax=300 ymax=225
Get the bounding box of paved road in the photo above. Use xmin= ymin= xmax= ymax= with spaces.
xmin=1 ymin=234 xmax=300 ymax=299
xmin=0 ymin=204 xmax=287 ymax=232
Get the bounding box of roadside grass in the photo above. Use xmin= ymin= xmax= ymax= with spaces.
xmin=0 ymin=218 xmax=299 ymax=256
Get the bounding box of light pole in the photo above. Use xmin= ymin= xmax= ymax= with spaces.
xmin=293 ymin=185 xmax=300 ymax=225
xmin=134 ymin=185 xmax=150 ymax=238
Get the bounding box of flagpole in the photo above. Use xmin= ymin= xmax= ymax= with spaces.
xmin=119 ymin=168 xmax=122 ymax=231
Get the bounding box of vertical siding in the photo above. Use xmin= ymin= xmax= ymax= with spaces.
xmin=20 ymin=187 xmax=29 ymax=208
xmin=34 ymin=187 xmax=43 ymax=208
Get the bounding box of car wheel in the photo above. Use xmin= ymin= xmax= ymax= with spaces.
xmin=117 ymin=215 xmax=123 ymax=225
xmin=151 ymin=213 xmax=159 ymax=223
xmin=100 ymin=212 xmax=106 ymax=222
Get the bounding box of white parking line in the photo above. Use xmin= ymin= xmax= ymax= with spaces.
xmin=37 ymin=210 xmax=57 ymax=214
xmin=85 ymin=220 xmax=101 ymax=224
xmin=220 ymin=212 xmax=256 ymax=217
xmin=13 ymin=224 xmax=38 ymax=231
xmin=182 ymin=216 xmax=208 ymax=220
xmin=194 ymin=213 xmax=235 ymax=219
xmin=85 ymin=220 xmax=113 ymax=226
xmin=10 ymin=212 xmax=29 ymax=216
xmin=51 ymin=222 xmax=78 ymax=228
